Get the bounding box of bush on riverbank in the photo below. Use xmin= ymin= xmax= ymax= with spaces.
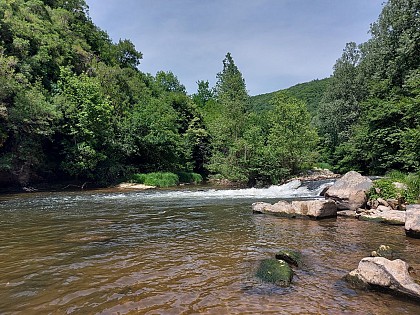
xmin=368 ymin=171 xmax=420 ymax=204
xmin=131 ymin=172 xmax=203 ymax=187
xmin=176 ymin=172 xmax=203 ymax=184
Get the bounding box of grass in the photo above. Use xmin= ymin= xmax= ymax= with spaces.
xmin=131 ymin=171 xmax=203 ymax=188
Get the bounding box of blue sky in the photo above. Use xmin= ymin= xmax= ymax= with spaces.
xmin=85 ymin=0 xmax=384 ymax=96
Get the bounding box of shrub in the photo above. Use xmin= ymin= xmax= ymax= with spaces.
xmin=177 ymin=172 xmax=203 ymax=184
xmin=132 ymin=173 xmax=147 ymax=184
xmin=131 ymin=172 xmax=179 ymax=187
xmin=368 ymin=171 xmax=420 ymax=204
xmin=405 ymin=172 xmax=420 ymax=203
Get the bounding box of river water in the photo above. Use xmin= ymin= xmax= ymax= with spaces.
xmin=1 ymin=182 xmax=420 ymax=314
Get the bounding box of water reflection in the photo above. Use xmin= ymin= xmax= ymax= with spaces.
xmin=0 ymin=189 xmax=419 ymax=314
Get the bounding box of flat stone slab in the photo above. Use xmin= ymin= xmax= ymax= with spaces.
xmin=405 ymin=204 xmax=420 ymax=238
xmin=337 ymin=210 xmax=357 ymax=218
xmin=359 ymin=210 xmax=406 ymax=225
xmin=252 ymin=199 xmax=337 ymax=219
xmin=116 ymin=183 xmax=156 ymax=190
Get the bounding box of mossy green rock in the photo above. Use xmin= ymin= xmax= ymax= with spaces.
xmin=275 ymin=249 xmax=302 ymax=267
xmin=256 ymin=259 xmax=293 ymax=286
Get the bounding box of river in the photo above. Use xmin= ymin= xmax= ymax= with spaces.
xmin=1 ymin=182 xmax=420 ymax=314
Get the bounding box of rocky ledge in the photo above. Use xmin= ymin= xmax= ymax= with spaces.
xmin=116 ymin=183 xmax=156 ymax=190
xmin=252 ymin=199 xmax=337 ymax=220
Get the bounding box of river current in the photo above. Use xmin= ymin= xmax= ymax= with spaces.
xmin=1 ymin=182 xmax=420 ymax=314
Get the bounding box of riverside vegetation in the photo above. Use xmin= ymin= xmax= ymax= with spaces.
xmin=0 ymin=0 xmax=419 ymax=192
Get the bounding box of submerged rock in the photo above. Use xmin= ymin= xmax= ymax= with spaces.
xmin=370 ymin=245 xmax=395 ymax=260
xmin=252 ymin=199 xmax=337 ymax=219
xmin=256 ymin=259 xmax=293 ymax=287
xmin=275 ymin=249 xmax=302 ymax=267
xmin=359 ymin=209 xmax=406 ymax=225
xmin=324 ymin=171 xmax=373 ymax=210
xmin=337 ymin=210 xmax=357 ymax=218
xmin=405 ymin=204 xmax=420 ymax=238
xmin=345 ymin=257 xmax=420 ymax=301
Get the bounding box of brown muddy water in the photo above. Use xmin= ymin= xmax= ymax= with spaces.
xmin=0 ymin=185 xmax=420 ymax=314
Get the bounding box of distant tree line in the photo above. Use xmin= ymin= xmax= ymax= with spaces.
xmin=0 ymin=0 xmax=418 ymax=189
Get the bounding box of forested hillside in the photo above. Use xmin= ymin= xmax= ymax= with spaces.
xmin=250 ymin=78 xmax=331 ymax=115
xmin=0 ymin=0 xmax=418 ymax=190
xmin=315 ymin=0 xmax=419 ymax=174
xmin=0 ymin=0 xmax=207 ymax=187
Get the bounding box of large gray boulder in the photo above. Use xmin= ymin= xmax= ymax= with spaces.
xmin=405 ymin=204 xmax=420 ymax=238
xmin=346 ymin=257 xmax=420 ymax=301
xmin=324 ymin=171 xmax=373 ymax=210
xmin=252 ymin=199 xmax=337 ymax=219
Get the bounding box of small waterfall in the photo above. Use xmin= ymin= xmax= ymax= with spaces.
xmin=129 ymin=179 xmax=335 ymax=201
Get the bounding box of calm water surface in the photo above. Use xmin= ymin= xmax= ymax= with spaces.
xmin=0 ymin=186 xmax=420 ymax=314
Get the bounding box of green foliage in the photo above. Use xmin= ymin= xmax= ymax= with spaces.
xmin=263 ymin=92 xmax=319 ymax=182
xmin=315 ymin=0 xmax=420 ymax=174
xmin=205 ymin=52 xmax=250 ymax=182
xmin=1 ymin=0 xmax=418 ymax=189
xmin=368 ymin=171 xmax=420 ymax=204
xmin=177 ymin=172 xmax=203 ymax=184
xmin=131 ymin=171 xmax=203 ymax=187
xmin=131 ymin=172 xmax=179 ymax=187
xmin=250 ymin=78 xmax=331 ymax=115
xmin=314 ymin=162 xmax=332 ymax=170
xmin=0 ymin=0 xmax=210 ymax=187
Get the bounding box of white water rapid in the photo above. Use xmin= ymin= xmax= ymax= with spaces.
xmin=129 ymin=179 xmax=335 ymax=201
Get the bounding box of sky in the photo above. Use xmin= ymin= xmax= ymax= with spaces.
xmin=85 ymin=0 xmax=385 ymax=96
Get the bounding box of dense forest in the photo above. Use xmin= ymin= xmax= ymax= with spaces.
xmin=0 ymin=0 xmax=419 ymax=190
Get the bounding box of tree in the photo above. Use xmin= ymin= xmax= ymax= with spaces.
xmin=263 ymin=93 xmax=318 ymax=182
xmin=360 ymin=0 xmax=420 ymax=92
xmin=206 ymin=52 xmax=250 ymax=181
xmin=337 ymin=0 xmax=420 ymax=174
xmin=316 ymin=42 xmax=365 ymax=164
xmin=114 ymin=39 xmax=142 ymax=69
xmin=192 ymin=80 xmax=214 ymax=108
xmin=53 ymin=67 xmax=114 ymax=180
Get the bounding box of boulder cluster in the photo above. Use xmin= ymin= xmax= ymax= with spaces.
xmin=252 ymin=170 xmax=420 ymax=238
xmin=252 ymin=171 xmax=420 ymax=301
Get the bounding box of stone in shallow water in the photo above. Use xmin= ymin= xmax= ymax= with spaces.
xmin=252 ymin=199 xmax=337 ymax=219
xmin=256 ymin=259 xmax=293 ymax=287
xmin=359 ymin=209 xmax=406 ymax=225
xmin=345 ymin=257 xmax=420 ymax=301
xmin=405 ymin=204 xmax=420 ymax=238
xmin=370 ymin=244 xmax=395 ymax=260
xmin=275 ymin=249 xmax=302 ymax=267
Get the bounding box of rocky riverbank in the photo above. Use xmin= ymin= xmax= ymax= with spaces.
xmin=252 ymin=170 xmax=420 ymax=302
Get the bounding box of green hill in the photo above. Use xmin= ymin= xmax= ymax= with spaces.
xmin=250 ymin=78 xmax=331 ymax=115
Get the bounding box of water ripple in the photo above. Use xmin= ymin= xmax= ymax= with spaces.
xmin=0 ymin=190 xmax=419 ymax=314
